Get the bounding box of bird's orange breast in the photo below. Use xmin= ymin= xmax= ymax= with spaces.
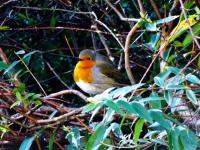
xmin=74 ymin=60 xmax=96 ymax=83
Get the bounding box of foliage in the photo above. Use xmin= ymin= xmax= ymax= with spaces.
xmin=0 ymin=0 xmax=199 ymax=149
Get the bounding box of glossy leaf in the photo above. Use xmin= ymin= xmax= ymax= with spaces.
xmin=154 ymin=76 xmax=164 ymax=88
xmin=131 ymin=102 xmax=153 ymax=123
xmin=19 ymin=136 xmax=36 ymax=150
xmin=155 ymin=16 xmax=179 ymax=24
xmin=133 ymin=118 xmax=145 ymax=143
xmin=185 ymin=74 xmax=200 ymax=84
xmin=183 ymin=22 xmax=200 ymax=47
xmin=186 ymin=89 xmax=197 ymax=104
xmin=82 ymin=103 xmax=99 ymax=113
xmin=166 ymin=85 xmax=187 ymax=90
xmin=116 ymin=100 xmax=137 ymax=115
xmin=180 ymin=129 xmax=197 ymax=150
xmin=110 ymin=83 xmax=145 ymax=98
xmin=150 ymin=110 xmax=172 ymax=129
xmin=105 ymin=100 xmax=124 ymax=115
xmin=85 ymin=125 xmax=107 ymax=150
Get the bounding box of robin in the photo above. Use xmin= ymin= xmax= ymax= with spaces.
xmin=74 ymin=49 xmax=124 ymax=95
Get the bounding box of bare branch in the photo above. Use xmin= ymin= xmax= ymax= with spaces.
xmin=124 ymin=21 xmax=142 ymax=84
xmin=42 ymin=89 xmax=88 ymax=102
xmin=36 ymin=108 xmax=82 ymax=124
xmin=150 ymin=0 xmax=162 ymax=19
xmin=104 ymin=0 xmax=140 ymax=22
xmin=137 ymin=0 xmax=145 ymax=15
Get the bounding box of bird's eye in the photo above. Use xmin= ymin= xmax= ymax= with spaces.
xmin=86 ymin=57 xmax=91 ymax=60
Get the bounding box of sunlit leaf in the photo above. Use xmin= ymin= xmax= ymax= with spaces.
xmin=133 ymin=118 xmax=145 ymax=143
xmin=185 ymin=74 xmax=200 ymax=84
xmin=168 ymin=15 xmax=198 ymax=42
xmin=19 ymin=136 xmax=36 ymax=150
xmin=85 ymin=125 xmax=107 ymax=150
xmin=155 ymin=15 xmax=179 ymax=24
xmin=154 ymin=76 xmax=164 ymax=88
xmin=110 ymin=83 xmax=145 ymax=98
xmin=131 ymin=102 xmax=153 ymax=123
xmin=186 ymin=89 xmax=197 ymax=104
xmin=183 ymin=22 xmax=200 ymax=47
xmin=116 ymin=99 xmax=137 ymax=115
xmin=105 ymin=100 xmax=124 ymax=115
xmin=180 ymin=129 xmax=197 ymax=150
xmin=150 ymin=110 xmax=172 ymax=129
xmin=166 ymin=85 xmax=187 ymax=90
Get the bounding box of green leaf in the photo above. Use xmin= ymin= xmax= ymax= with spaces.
xmin=154 ymin=76 xmax=164 ymax=88
xmin=163 ymin=48 xmax=172 ymax=61
xmin=10 ymin=101 xmax=20 ymax=109
xmin=183 ymin=22 xmax=200 ymax=47
xmin=50 ymin=14 xmax=57 ymax=27
xmin=166 ymin=85 xmax=187 ymax=90
xmin=0 ymin=26 xmax=9 ymax=30
xmin=148 ymin=92 xmax=162 ymax=109
xmin=133 ymin=118 xmax=145 ymax=143
xmin=110 ymin=83 xmax=145 ymax=98
xmin=16 ymin=91 xmax=23 ymax=102
xmin=105 ymin=100 xmax=124 ymax=115
xmin=171 ymin=90 xmax=184 ymax=112
xmin=48 ymin=128 xmax=57 ymax=150
xmin=82 ymin=103 xmax=99 ymax=113
xmin=3 ymin=60 xmax=20 ymax=75
xmin=116 ymin=100 xmax=137 ymax=115
xmin=85 ymin=125 xmax=107 ymax=150
xmin=145 ymin=22 xmax=157 ymax=31
xmin=155 ymin=15 xmax=179 ymax=24
xmin=131 ymin=102 xmax=153 ymax=123
xmin=0 ymin=62 xmax=8 ymax=71
xmin=173 ymin=41 xmax=183 ymax=47
xmin=185 ymin=74 xmax=200 ymax=84
xmin=15 ymin=50 xmax=25 ymax=55
xmin=150 ymin=110 xmax=172 ymax=129
xmin=168 ymin=129 xmax=181 ymax=150
xmin=30 ymin=94 xmax=42 ymax=101
xmin=89 ymin=104 xmax=103 ymax=123
xmin=139 ymin=96 xmax=165 ymax=103
xmin=102 ymin=108 xmax=115 ymax=123
xmin=164 ymin=90 xmax=173 ymax=104
xmin=144 ymin=33 xmax=160 ymax=51
xmin=24 ymin=93 xmax=36 ymax=100
xmin=180 ymin=129 xmax=197 ymax=150
xmin=66 ymin=128 xmax=81 ymax=149
xmin=19 ymin=136 xmax=36 ymax=150
xmin=186 ymin=89 xmax=197 ymax=104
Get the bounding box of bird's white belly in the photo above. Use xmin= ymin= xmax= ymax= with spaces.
xmin=76 ymin=80 xmax=103 ymax=94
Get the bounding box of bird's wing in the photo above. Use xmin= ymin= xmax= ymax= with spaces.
xmin=95 ymin=62 xmax=125 ymax=85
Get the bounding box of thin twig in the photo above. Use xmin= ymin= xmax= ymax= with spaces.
xmin=64 ymin=35 xmax=75 ymax=57
xmin=46 ymin=61 xmax=70 ymax=89
xmin=125 ymin=21 xmax=142 ymax=84
xmin=95 ymin=25 xmax=114 ymax=62
xmin=179 ymin=0 xmax=200 ymax=50
xmin=104 ymin=0 xmax=140 ymax=22
xmin=137 ymin=0 xmax=145 ymax=15
xmin=17 ymin=55 xmax=47 ymax=96
xmin=0 ymin=0 xmax=17 ymax=8
xmin=42 ymin=89 xmax=88 ymax=102
xmin=150 ymin=0 xmax=162 ymax=19
xmin=95 ymin=19 xmax=125 ymax=50
xmin=36 ymin=108 xmax=82 ymax=124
